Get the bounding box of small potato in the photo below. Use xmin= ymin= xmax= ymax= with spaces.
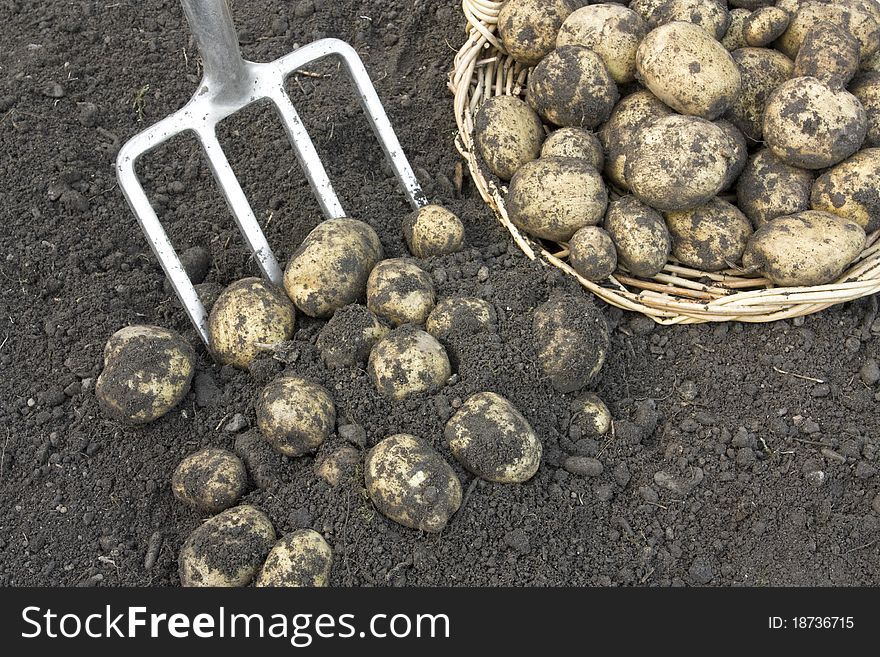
xmin=314 ymin=446 xmax=360 ymax=487
xmin=96 ymin=325 xmax=195 ymax=424
xmin=364 ymin=434 xmax=462 ymax=533
xmin=171 ymin=447 xmax=247 ymax=514
xmin=721 ymin=9 xmax=751 ymax=51
xmin=604 ymin=195 xmax=671 ymax=278
xmin=743 ymin=7 xmax=790 ymax=47
xmin=179 ymin=505 xmax=276 ymax=587
xmin=316 ymin=304 xmax=389 ymax=369
xmin=851 ymin=73 xmax=880 ymax=146
xmin=541 ymin=127 xmax=604 ymax=170
xmin=653 ymin=0 xmax=731 ymax=40
xmin=665 ymin=198 xmax=753 ymax=271
xmin=256 ymin=530 xmax=332 ymax=587
xmin=474 ymin=96 xmax=545 ymax=181
xmin=507 ymin=157 xmax=608 ymax=242
xmin=736 ymin=149 xmax=814 ymax=228
xmin=533 ymin=291 xmax=610 ymax=393
xmin=526 ymin=45 xmax=619 ymax=129
xmin=283 ymin=218 xmax=383 ymax=318
xmin=726 ymin=47 xmax=794 ymax=142
xmin=426 ymin=297 xmax=496 ymax=340
xmin=444 ymin=392 xmax=542 ymax=484
xmin=366 ymin=259 xmax=435 ymax=326
xmin=368 ymin=326 xmax=451 ymax=400
xmin=256 ymin=376 xmax=336 ymax=457
xmin=568 ymin=226 xmax=618 ymax=281
xmin=793 ymin=24 xmax=861 ymax=88
xmin=715 ymin=119 xmax=748 ymax=192
xmin=811 ymin=148 xmax=880 ymax=233
xmin=636 ymin=21 xmax=741 ymax=120
xmin=777 ymin=1 xmax=880 ymax=61
xmin=743 ymin=211 xmax=867 ymax=286
xmin=403 ymin=205 xmax=465 ymax=258
xmin=498 ymin=0 xmax=582 ymax=66
xmin=570 ymin=393 xmax=612 ymax=437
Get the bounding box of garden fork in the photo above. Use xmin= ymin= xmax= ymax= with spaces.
xmin=116 ymin=0 xmax=427 ymax=345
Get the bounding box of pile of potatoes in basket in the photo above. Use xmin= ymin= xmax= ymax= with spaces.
xmin=476 ymin=0 xmax=880 ymax=287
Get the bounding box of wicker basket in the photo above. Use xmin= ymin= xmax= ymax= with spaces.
xmin=449 ymin=0 xmax=880 ymax=325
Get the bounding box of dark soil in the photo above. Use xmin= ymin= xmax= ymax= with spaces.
xmin=1 ymin=0 xmax=878 ymax=587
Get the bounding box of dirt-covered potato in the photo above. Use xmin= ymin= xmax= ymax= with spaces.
xmin=793 ymin=23 xmax=861 ymax=88
xmin=426 ymin=297 xmax=496 ymax=340
xmin=636 ymin=21 xmax=741 ymax=120
xmin=743 ymin=6 xmax=790 ymax=46
xmin=726 ymin=47 xmax=794 ymax=142
xmin=256 ymin=375 xmax=336 ymax=457
xmin=570 ymin=393 xmax=612 ymax=437
xmin=475 ymin=96 xmax=545 ymax=181
xmin=604 ymin=195 xmax=671 ymax=278
xmin=364 ymin=434 xmax=462 ymax=532
xmin=568 ymin=226 xmax=618 ymax=281
xmin=444 ymin=392 xmax=542 ymax=484
xmin=316 ymin=304 xmax=389 ymax=369
xmin=497 ymin=0 xmax=582 ymax=66
xmin=256 ymin=530 xmax=332 ymax=587
xmin=368 ymin=325 xmax=451 ymax=400
xmin=665 ymin=198 xmax=753 ymax=271
xmin=507 ymin=157 xmax=608 ymax=242
xmin=366 ymin=258 xmax=435 ymax=326
xmin=736 ymin=149 xmax=814 ymax=227
xmin=556 ymin=4 xmax=647 ymax=83
xmin=716 ymin=119 xmax=748 ymax=192
xmin=283 ymin=218 xmax=383 ymax=318
xmin=403 ymin=205 xmax=464 ymax=258
xmin=624 ymin=115 xmax=735 ymax=211
xmin=533 ymin=291 xmax=610 ymax=393
xmin=96 ymin=325 xmax=195 ymax=424
xmin=629 ymin=0 xmax=669 ymax=28
xmin=851 ymin=73 xmax=880 ymax=146
xmin=527 ymin=45 xmax=619 ymax=129
xmin=314 ymin=446 xmax=360 ymax=487
xmin=172 ymin=447 xmax=247 ymax=514
xmin=743 ymin=211 xmax=867 ymax=286
xmin=721 ymin=8 xmax=750 ymax=51
xmin=179 ymin=505 xmax=276 ymax=587
xmin=541 ymin=127 xmax=604 ymax=170
xmin=653 ymin=0 xmax=731 ymax=40
xmin=811 ymin=148 xmax=880 ymax=233
xmin=777 ymin=1 xmax=880 ymax=61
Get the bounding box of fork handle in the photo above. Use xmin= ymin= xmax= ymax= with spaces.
xmin=181 ymin=0 xmax=248 ymax=93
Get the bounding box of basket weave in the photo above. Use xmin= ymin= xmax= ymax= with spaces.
xmin=449 ymin=0 xmax=880 ymax=324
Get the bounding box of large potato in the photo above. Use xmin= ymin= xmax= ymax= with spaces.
xmin=743 ymin=7 xmax=790 ymax=47
xmin=366 ymin=259 xmax=435 ymax=326
xmin=368 ymin=326 xmax=451 ymax=400
xmin=283 ymin=218 xmax=383 ymax=318
xmin=653 ymin=0 xmax=731 ymax=40
xmin=403 ymin=205 xmax=465 ymax=258
xmin=736 ymin=149 xmax=814 ymax=228
xmin=743 ymin=211 xmax=867 ymax=286
xmin=726 ymin=47 xmax=794 ymax=142
xmin=475 ymin=96 xmax=545 ymax=181
xmin=171 ymin=447 xmax=247 ymax=514
xmin=568 ymin=226 xmax=618 ymax=281
xmin=777 ymin=1 xmax=880 ymax=61
xmin=497 ymin=0 xmax=583 ymax=66
xmin=426 ymin=297 xmax=496 ymax=340
xmin=721 ymin=9 xmax=751 ymax=51
xmin=604 ymin=195 xmax=671 ymax=278
xmin=793 ymin=24 xmax=861 ymax=88
xmin=811 ymin=149 xmax=880 ymax=233
xmin=665 ymin=198 xmax=753 ymax=271
xmin=364 ymin=434 xmax=462 ymax=533
xmin=256 ymin=530 xmax=332 ymax=587
xmin=850 ymin=73 xmax=880 ymax=146
xmin=96 ymin=325 xmax=195 ymax=424
xmin=316 ymin=304 xmax=389 ymax=369
xmin=444 ymin=392 xmax=542 ymax=484
xmin=541 ymin=127 xmax=604 ymax=170
xmin=256 ymin=375 xmax=336 ymax=457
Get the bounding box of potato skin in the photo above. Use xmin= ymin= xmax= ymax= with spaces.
xmin=793 ymin=24 xmax=861 ymax=89
xmin=316 ymin=304 xmax=389 ymax=369
xmin=568 ymin=226 xmax=618 ymax=281
xmin=726 ymin=47 xmax=794 ymax=142
xmin=604 ymin=195 xmax=671 ymax=278
xmin=541 ymin=127 xmax=604 ymax=170
xmin=366 ymin=259 xmax=435 ymax=326
xmin=743 ymin=211 xmax=867 ymax=286
xmin=653 ymin=0 xmax=731 ymax=40
xmin=475 ymin=96 xmax=545 ymax=181
xmin=172 ymin=447 xmax=247 ymax=514
xmin=403 ymin=205 xmax=464 ymax=258
xmin=314 ymin=446 xmax=360 ymax=487
xmin=256 ymin=530 xmax=332 ymax=587
xmin=715 ymin=119 xmax=748 ymax=192
xmin=665 ymin=198 xmax=753 ymax=271
xmin=96 ymin=325 xmax=195 ymax=424
xmin=850 ymin=73 xmax=880 ymax=146
xmin=368 ymin=326 xmax=451 ymax=400
xmin=426 ymin=297 xmax=496 ymax=340
xmin=498 ymin=0 xmax=583 ymax=66
xmin=743 ymin=7 xmax=790 ymax=47
xmin=777 ymin=1 xmax=880 ymax=61
xmin=736 ymin=149 xmax=814 ymax=228
xmin=721 ymin=9 xmax=751 ymax=51
xmin=570 ymin=393 xmax=612 ymax=437
xmin=810 ymin=148 xmax=880 ymax=233
xmin=256 ymin=376 xmax=336 ymax=457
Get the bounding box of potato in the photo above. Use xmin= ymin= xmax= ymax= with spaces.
xmin=743 ymin=211 xmax=867 ymax=286
xmin=96 ymin=325 xmax=195 ymax=424
xmin=777 ymin=1 xmax=880 ymax=61
xmin=316 ymin=304 xmax=389 ymax=369
xmin=497 ymin=0 xmax=583 ymax=66
xmin=541 ymin=127 xmax=604 ymax=170
xmin=364 ymin=434 xmax=462 ymax=532
xmin=403 ymin=205 xmax=465 ymax=258
xmin=743 ymin=7 xmax=790 ymax=46
xmin=527 ymin=45 xmax=619 ymax=129
xmin=736 ymin=149 xmax=814 ymax=227
xmin=721 ymin=9 xmax=751 ymax=51
xmin=444 ymin=392 xmax=542 ymax=483
xmin=256 ymin=375 xmax=336 ymax=457
xmin=793 ymin=24 xmax=861 ymax=88
xmin=366 ymin=259 xmax=435 ymax=326
xmin=314 ymin=446 xmax=360 ymax=487
xmin=665 ymin=198 xmax=753 ymax=271
xmin=811 ymin=148 xmax=880 ymax=233
xmin=629 ymin=0 xmax=669 ymax=28
xmin=283 ymin=218 xmax=383 ymax=318
xmin=474 ymin=96 xmax=545 ymax=181
xmin=556 ymin=4 xmax=647 ymax=84
xmin=726 ymin=47 xmax=794 ymax=142
xmin=624 ymin=115 xmax=735 ymax=211
xmin=570 ymin=393 xmax=612 ymax=437
xmin=636 ymin=21 xmax=742 ymax=120
xmin=715 ymin=119 xmax=748 ymax=192
xmin=507 ymin=157 xmax=608 ymax=242
xmin=653 ymin=0 xmax=731 ymax=40
xmin=851 ymin=73 xmax=880 ymax=146
xmin=763 ymin=77 xmax=867 ymax=169
xmin=533 ymin=291 xmax=610 ymax=393
xmin=368 ymin=325 xmax=451 ymax=400
xmin=179 ymin=505 xmax=276 ymax=587
xmin=256 ymin=530 xmax=332 ymax=587
xmin=171 ymin=447 xmax=247 ymax=514
xmin=604 ymin=195 xmax=671 ymax=277
xmin=207 ymin=278 xmax=296 ymax=369
xmin=426 ymin=297 xmax=497 ymax=340
xmin=568 ymin=226 xmax=618 ymax=281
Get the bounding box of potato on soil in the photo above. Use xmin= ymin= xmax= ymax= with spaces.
xmin=403 ymin=205 xmax=465 ymax=258
xmin=96 ymin=325 xmax=195 ymax=424
xmin=526 ymin=45 xmax=619 ymax=129
xmin=568 ymin=226 xmax=618 ymax=281
xmin=635 ymin=21 xmax=741 ymax=120
xmin=366 ymin=258 xmax=435 ymax=326
xmin=793 ymin=24 xmax=861 ymax=89
xmin=851 ymin=73 xmax=880 ymax=146
xmin=179 ymin=505 xmax=276 ymax=587
xmin=368 ymin=325 xmax=451 ymax=400
xmin=665 ymin=198 xmax=753 ymax=271
xmin=715 ymin=119 xmax=748 ymax=192
xmin=736 ymin=149 xmax=814 ymax=228
xmin=426 ymin=297 xmax=496 ymax=340
xmin=171 ymin=447 xmax=247 ymax=514
xmin=777 ymin=1 xmax=880 ymax=61
xmin=743 ymin=7 xmax=790 ymax=47
xmin=256 ymin=530 xmax=332 ymax=587
xmin=721 ymin=9 xmax=751 ymax=51
xmin=811 ymin=148 xmax=880 ymax=233
xmin=256 ymin=375 xmax=336 ymax=457
xmin=497 ymin=0 xmax=583 ymax=66
xmin=604 ymin=195 xmax=671 ymax=278
xmin=533 ymin=291 xmax=610 ymax=393
xmin=315 ymin=304 xmax=389 ymax=369
xmin=283 ymin=218 xmax=383 ymax=318
xmin=444 ymin=392 xmax=542 ymax=484
xmin=743 ymin=211 xmax=867 ymax=286
xmin=540 ymin=127 xmax=604 ymax=170
xmin=725 ymin=47 xmax=794 ymax=142
xmin=364 ymin=434 xmax=462 ymax=533
xmin=314 ymin=446 xmax=360 ymax=487
xmin=653 ymin=0 xmax=731 ymax=40
xmin=474 ymin=96 xmax=545 ymax=181
xmin=570 ymin=393 xmax=612 ymax=437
